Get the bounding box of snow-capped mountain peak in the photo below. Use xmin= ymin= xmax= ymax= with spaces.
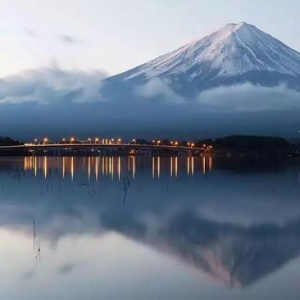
xmin=123 ymin=22 xmax=300 ymax=81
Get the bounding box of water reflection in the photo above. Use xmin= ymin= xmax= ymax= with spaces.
xmin=23 ymin=156 xmax=213 ymax=180
xmin=1 ymin=156 xmax=300 ymax=300
xmin=156 ymin=212 xmax=300 ymax=287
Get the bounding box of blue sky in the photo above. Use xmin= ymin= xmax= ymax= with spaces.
xmin=0 ymin=0 xmax=299 ymax=76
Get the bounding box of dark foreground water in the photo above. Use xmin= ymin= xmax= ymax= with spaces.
xmin=0 ymin=156 xmax=300 ymax=300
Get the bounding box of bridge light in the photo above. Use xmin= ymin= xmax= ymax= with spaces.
xmin=170 ymin=141 xmax=174 ymax=145
xmin=117 ymin=138 xmax=122 ymax=144
xmin=175 ymin=141 xmax=179 ymax=146
xmin=70 ymin=137 xmax=75 ymax=143
xmin=62 ymin=138 xmax=66 ymax=143
xmin=157 ymin=140 xmax=161 ymax=145
xmin=191 ymin=143 xmax=195 ymax=148
xmin=95 ymin=138 xmax=99 ymax=144
xmin=132 ymin=139 xmax=136 ymax=144
xmin=152 ymin=140 xmax=155 ymax=144
xmin=88 ymin=138 xmax=91 ymax=143
xmin=43 ymin=138 xmax=48 ymax=144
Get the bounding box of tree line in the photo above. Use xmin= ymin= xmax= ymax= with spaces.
xmin=0 ymin=136 xmax=21 ymax=146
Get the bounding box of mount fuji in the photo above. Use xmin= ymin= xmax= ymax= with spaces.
xmin=2 ymin=22 xmax=300 ymax=138
xmin=102 ymin=22 xmax=300 ymax=99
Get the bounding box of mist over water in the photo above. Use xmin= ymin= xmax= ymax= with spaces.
xmin=1 ymin=66 xmax=300 ymax=139
xmin=1 ymin=99 xmax=300 ymax=140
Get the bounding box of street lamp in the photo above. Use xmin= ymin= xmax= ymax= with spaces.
xmin=43 ymin=138 xmax=48 ymax=144
xmin=175 ymin=141 xmax=179 ymax=146
xmin=157 ymin=140 xmax=161 ymax=145
xmin=117 ymin=138 xmax=122 ymax=144
xmin=132 ymin=139 xmax=136 ymax=144
xmin=191 ymin=143 xmax=195 ymax=148
xmin=88 ymin=138 xmax=91 ymax=144
xmin=95 ymin=138 xmax=99 ymax=144
xmin=34 ymin=139 xmax=38 ymax=144
xmin=62 ymin=138 xmax=66 ymax=144
xmin=70 ymin=137 xmax=75 ymax=143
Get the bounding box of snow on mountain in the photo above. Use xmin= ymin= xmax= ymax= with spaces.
xmin=125 ymin=22 xmax=300 ymax=80
xmin=103 ymin=22 xmax=300 ymax=99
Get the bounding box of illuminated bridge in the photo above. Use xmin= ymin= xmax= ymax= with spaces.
xmin=0 ymin=143 xmax=205 ymax=156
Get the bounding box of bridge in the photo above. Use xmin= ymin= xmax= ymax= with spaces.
xmin=0 ymin=143 xmax=204 ymax=156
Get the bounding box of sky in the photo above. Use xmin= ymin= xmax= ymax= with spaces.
xmin=0 ymin=0 xmax=300 ymax=77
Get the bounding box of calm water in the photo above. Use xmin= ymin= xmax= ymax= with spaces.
xmin=1 ymin=156 xmax=300 ymax=300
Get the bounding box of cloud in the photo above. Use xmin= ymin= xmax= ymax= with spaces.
xmin=0 ymin=66 xmax=108 ymax=104
xmin=1 ymin=27 xmax=83 ymax=47
xmin=58 ymin=34 xmax=82 ymax=45
xmin=0 ymin=27 xmax=40 ymax=39
xmin=57 ymin=263 xmax=83 ymax=275
xmin=135 ymin=78 xmax=184 ymax=103
xmin=133 ymin=78 xmax=300 ymax=112
xmin=22 ymin=270 xmax=35 ymax=281
xmin=1 ymin=72 xmax=300 ymax=138
xmin=196 ymin=83 xmax=300 ymax=111
xmin=135 ymin=79 xmax=300 ymax=111
xmin=23 ymin=28 xmax=40 ymax=38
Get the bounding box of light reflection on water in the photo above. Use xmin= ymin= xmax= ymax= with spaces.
xmin=1 ymin=156 xmax=300 ymax=300
xmin=23 ymin=155 xmax=213 ymax=180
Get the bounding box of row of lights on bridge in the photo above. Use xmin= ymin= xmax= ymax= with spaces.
xmin=35 ymin=137 xmax=123 ymax=145
xmin=152 ymin=140 xmax=195 ymax=148
xmin=34 ymin=138 xmax=207 ymax=149
xmin=34 ymin=137 xmax=195 ymax=148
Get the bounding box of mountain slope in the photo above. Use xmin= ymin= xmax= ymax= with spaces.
xmin=103 ymin=22 xmax=300 ymax=99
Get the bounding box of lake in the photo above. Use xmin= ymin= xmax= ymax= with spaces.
xmin=0 ymin=156 xmax=300 ymax=300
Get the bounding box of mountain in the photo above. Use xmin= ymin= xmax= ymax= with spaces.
xmin=102 ymin=22 xmax=300 ymax=99
xmin=1 ymin=22 xmax=300 ymax=138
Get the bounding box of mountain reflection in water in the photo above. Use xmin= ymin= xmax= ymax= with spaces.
xmin=0 ymin=156 xmax=300 ymax=300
